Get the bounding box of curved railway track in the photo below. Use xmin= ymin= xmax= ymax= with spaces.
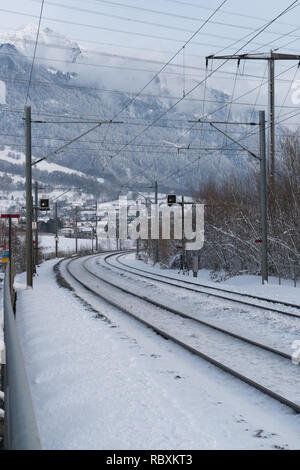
xmin=103 ymin=252 xmax=300 ymax=319
xmin=60 ymin=252 xmax=300 ymax=414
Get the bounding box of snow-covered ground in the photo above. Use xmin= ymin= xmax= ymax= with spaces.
xmin=77 ymin=255 xmax=300 ymax=406
xmin=39 ymin=234 xmax=94 ymax=255
xmin=0 ymin=146 xmax=87 ymax=178
xmin=123 ymin=253 xmax=300 ymax=306
xmin=92 ymin=254 xmax=300 ymax=354
xmin=14 ymin=258 xmax=300 ymax=450
xmin=39 ymin=234 xmax=132 ymax=255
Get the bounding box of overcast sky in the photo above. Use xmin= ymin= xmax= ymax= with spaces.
xmin=3 ymin=0 xmax=300 ymax=57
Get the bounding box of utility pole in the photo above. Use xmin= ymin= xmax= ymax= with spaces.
xmin=259 ymin=110 xmax=268 ymax=284
xmin=95 ymin=200 xmax=98 ymax=251
xmin=8 ymin=216 xmax=12 ymax=292
xmin=189 ymin=114 xmax=268 ymax=283
xmin=55 ymin=202 xmax=58 ymax=257
xmin=74 ymin=206 xmax=78 ymax=254
xmin=268 ymin=55 xmax=275 ymax=195
xmin=154 ymin=180 xmax=159 ymax=264
xmin=182 ymin=195 xmax=185 ymax=273
xmin=136 ymin=200 xmax=140 ymax=259
xmin=25 ymin=106 xmax=33 ymax=288
xmin=34 ymin=181 xmax=39 ymax=267
xmin=206 ymin=51 xmax=300 ymax=195
xmin=8 ymin=216 xmax=13 ymax=294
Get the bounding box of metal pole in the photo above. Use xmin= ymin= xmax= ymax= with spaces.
xmin=154 ymin=180 xmax=159 ymax=264
xmin=192 ymin=252 xmax=198 ymax=277
xmin=8 ymin=216 xmax=12 ymax=295
xmin=182 ymin=195 xmax=185 ymax=272
xmin=269 ymin=53 xmax=275 ymax=196
xmin=259 ymin=110 xmax=268 ymax=284
xmin=207 ymin=52 xmax=300 ymax=196
xmin=95 ymin=200 xmax=98 ymax=251
xmin=25 ymin=106 xmax=33 ymax=288
xmin=55 ymin=202 xmax=58 ymax=257
xmin=34 ymin=181 xmax=38 ymax=267
xmin=136 ymin=200 xmax=140 ymax=259
xmin=75 ymin=206 xmax=78 ymax=254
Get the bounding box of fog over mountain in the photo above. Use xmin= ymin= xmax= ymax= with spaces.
xmin=0 ymin=25 xmax=262 ymax=200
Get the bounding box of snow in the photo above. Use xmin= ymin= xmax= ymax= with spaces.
xmin=38 ymin=233 xmax=131 ymax=255
xmin=0 ymin=146 xmax=86 ymax=178
xmin=122 ymin=253 xmax=300 ymax=306
xmin=14 ymin=257 xmax=300 ymax=449
xmin=100 ymin=253 xmax=300 ymax=355
xmin=0 ymin=24 xmax=82 ymax=64
xmin=0 ymin=170 xmax=24 ymax=184
xmin=76 ymin=256 xmax=300 ymax=406
xmin=39 ymin=234 xmax=93 ymax=255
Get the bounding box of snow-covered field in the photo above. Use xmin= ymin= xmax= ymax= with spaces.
xmin=0 ymin=146 xmax=87 ymax=178
xmin=14 ymin=258 xmax=300 ymax=450
xmin=39 ymin=234 xmax=132 ymax=255
xmin=39 ymin=234 xmax=94 ymax=255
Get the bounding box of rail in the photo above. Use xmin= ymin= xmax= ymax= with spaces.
xmin=64 ymin=254 xmax=300 ymax=414
xmin=3 ymin=262 xmax=41 ymax=450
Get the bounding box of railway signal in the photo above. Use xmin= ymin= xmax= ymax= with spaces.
xmin=167 ymin=194 xmax=176 ymax=206
xmin=40 ymin=198 xmax=50 ymax=211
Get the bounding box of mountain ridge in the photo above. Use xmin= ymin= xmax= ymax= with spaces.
xmin=0 ymin=25 xmax=257 ymax=209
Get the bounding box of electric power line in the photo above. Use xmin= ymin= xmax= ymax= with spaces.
xmin=120 ymin=1 xmax=300 ymax=189
xmin=112 ymin=2 xmax=300 ymax=171
xmin=24 ymin=0 xmax=45 ymax=107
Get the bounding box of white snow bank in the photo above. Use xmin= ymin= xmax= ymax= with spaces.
xmin=39 ymin=234 xmax=93 ymax=254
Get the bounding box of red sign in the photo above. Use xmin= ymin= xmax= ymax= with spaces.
xmin=255 ymin=239 xmax=262 ymax=243
xmin=176 ymin=245 xmax=182 ymax=249
xmin=1 ymin=214 xmax=20 ymax=218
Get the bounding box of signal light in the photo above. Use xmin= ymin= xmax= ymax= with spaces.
xmin=167 ymin=194 xmax=176 ymax=206
xmin=40 ymin=198 xmax=50 ymax=211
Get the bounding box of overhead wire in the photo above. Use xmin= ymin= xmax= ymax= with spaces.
xmin=112 ymin=4 xmax=300 ymax=166
xmin=29 ymin=0 xmax=228 ymax=166
xmin=76 ymin=0 xmax=299 ymax=36
xmin=1 ymin=1 xmax=298 ymax=187
xmin=124 ymin=1 xmax=298 ymax=189
xmin=3 ymin=4 xmax=300 ymax=54
xmin=24 ymin=0 xmax=45 ymax=107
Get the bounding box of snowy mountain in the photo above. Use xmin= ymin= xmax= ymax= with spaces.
xmin=0 ymin=25 xmax=256 ymax=208
xmin=0 ymin=24 xmax=82 ymax=65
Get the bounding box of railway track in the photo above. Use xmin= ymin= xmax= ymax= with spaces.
xmin=102 ymin=252 xmax=300 ymax=319
xmin=60 ymin=252 xmax=300 ymax=414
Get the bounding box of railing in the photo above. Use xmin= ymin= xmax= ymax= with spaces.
xmin=3 ymin=262 xmax=41 ymax=450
